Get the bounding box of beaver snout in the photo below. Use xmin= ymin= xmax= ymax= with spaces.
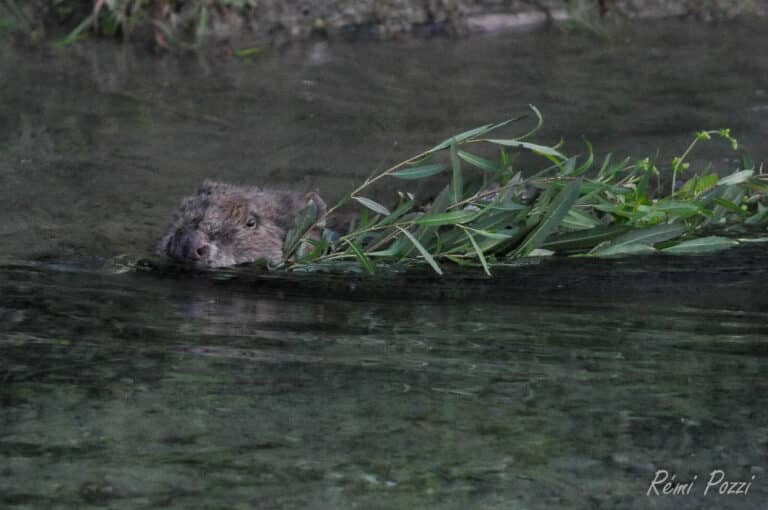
xmin=167 ymin=229 xmax=214 ymax=263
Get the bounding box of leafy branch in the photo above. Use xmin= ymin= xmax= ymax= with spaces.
xmin=282 ymin=106 xmax=767 ymax=275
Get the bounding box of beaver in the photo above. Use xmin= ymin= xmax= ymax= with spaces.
xmin=158 ymin=180 xmax=326 ymax=267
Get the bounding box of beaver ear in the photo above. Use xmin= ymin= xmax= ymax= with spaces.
xmin=197 ymin=180 xmax=221 ymax=196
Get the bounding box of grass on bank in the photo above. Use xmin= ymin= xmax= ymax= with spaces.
xmin=282 ymin=106 xmax=768 ymax=276
xmin=0 ymin=0 xmax=258 ymax=48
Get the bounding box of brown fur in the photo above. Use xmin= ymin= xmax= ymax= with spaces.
xmin=158 ymin=180 xmax=326 ymax=267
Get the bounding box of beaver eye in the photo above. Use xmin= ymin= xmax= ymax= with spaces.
xmin=246 ymin=215 xmax=260 ymax=228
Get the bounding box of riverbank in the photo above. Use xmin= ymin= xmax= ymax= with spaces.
xmin=1 ymin=0 xmax=766 ymax=49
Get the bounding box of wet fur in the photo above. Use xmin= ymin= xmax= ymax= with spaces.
xmin=158 ymin=180 xmax=326 ymax=267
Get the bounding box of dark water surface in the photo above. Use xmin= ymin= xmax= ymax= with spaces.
xmin=2 ymin=17 xmax=768 ymax=509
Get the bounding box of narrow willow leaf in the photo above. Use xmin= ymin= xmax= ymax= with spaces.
xmin=53 ymin=13 xmax=94 ymax=47
xmin=591 ymin=243 xmax=657 ymax=257
xmin=562 ymin=208 xmax=600 ymax=230
xmin=647 ymin=200 xmax=703 ymax=219
xmin=429 ymin=124 xmax=492 ymax=153
xmin=590 ymin=223 xmax=686 ymax=255
xmin=344 ymin=239 xmax=375 ymax=274
xmin=450 ymin=143 xmax=463 ymax=204
xmin=457 ymin=150 xmax=499 ymax=172
xmin=542 ymin=224 xmax=631 ymax=251
xmin=741 ymin=151 xmax=755 ymax=171
xmin=358 ymin=207 xmax=369 ymax=229
xmin=718 ymin=170 xmax=753 ymax=185
xmin=746 ymin=203 xmax=768 ymax=225
xmin=283 ymin=200 xmax=319 ymax=257
xmin=463 ymin=227 xmax=515 ymax=240
xmin=514 ymin=179 xmax=582 ymax=256
xmin=709 ymin=187 xmax=744 ymax=223
xmin=679 ymin=173 xmax=719 ymax=197
xmin=561 ymin=157 xmax=577 ymax=176
xmin=712 ymin=198 xmax=743 ymax=213
xmin=322 ymin=228 xmax=341 ymax=246
xmin=353 ymin=196 xmax=391 ymax=216
xmin=375 ymin=199 xmax=415 ymax=227
xmin=399 ymin=186 xmax=449 ymax=258
xmin=661 ymin=236 xmax=739 ymax=255
xmin=428 ymin=116 xmax=527 ymax=153
xmin=463 ymin=229 xmax=491 ymax=276
xmin=302 ymin=238 xmax=329 ymax=261
xmin=367 ymin=242 xmax=404 ymax=257
xmin=415 ymin=210 xmax=479 ymax=226
xmin=391 ymin=163 xmax=448 ymax=180
xmin=518 ymin=104 xmax=544 ymax=140
xmin=485 ymin=139 xmax=566 ymax=160
xmin=597 ymin=153 xmax=613 ymax=178
xmin=429 ymin=185 xmax=452 ymax=214
xmin=572 ymin=139 xmax=595 ymax=176
xmin=396 ymin=226 xmax=443 ymax=275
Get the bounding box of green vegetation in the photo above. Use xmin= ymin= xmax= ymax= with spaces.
xmin=0 ymin=0 xmax=258 ymax=48
xmin=283 ymin=107 xmax=767 ymax=276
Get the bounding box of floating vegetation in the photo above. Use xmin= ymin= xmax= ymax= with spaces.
xmin=283 ymin=106 xmax=768 ymax=276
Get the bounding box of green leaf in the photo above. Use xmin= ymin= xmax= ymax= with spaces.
xmin=645 ymin=199 xmax=702 ymax=219
xmin=562 ymin=208 xmax=600 ymax=230
xmin=709 ymin=187 xmax=745 ymax=223
xmin=374 ymin=199 xmax=415 ymax=227
xmin=485 ymin=139 xmax=566 ymax=160
xmin=517 ymin=104 xmax=544 ymax=140
xmin=514 ymin=179 xmax=582 ymax=256
xmin=572 ymin=139 xmax=595 ymax=176
xmin=234 ymin=47 xmax=266 ymax=58
xmin=661 ymin=236 xmax=739 ymax=255
xmin=396 ymin=227 xmax=443 ymax=275
xmin=679 ymin=173 xmax=719 ymax=197
xmin=741 ymin=151 xmax=755 ymax=171
xmin=415 ymin=210 xmax=479 ymax=226
xmin=463 ymin=229 xmax=491 ymax=276
xmin=718 ymin=170 xmax=753 ymax=185
xmin=450 ymin=143 xmax=463 ymax=204
xmin=428 ymin=116 xmax=527 ymax=153
xmin=590 ymin=243 xmax=657 ymax=257
xmin=542 ymin=224 xmax=631 ymax=251
xmin=352 ymin=196 xmax=391 ymax=216
xmin=590 ymin=223 xmax=686 ymax=255
xmin=391 ymin=163 xmax=448 ymax=179
xmin=712 ymin=198 xmax=743 ymax=213
xmin=344 ymin=239 xmax=375 ymax=274
xmin=429 ymin=124 xmax=490 ymax=153
xmin=462 ymin=227 xmax=516 ymax=240
xmin=745 ymin=203 xmax=768 ymax=225
xmin=302 ymin=238 xmax=329 ymax=261
xmin=283 ymin=199 xmax=319 ymax=258
xmin=457 ymin=150 xmax=499 ymax=172
xmin=53 ymin=13 xmax=94 ymax=47
xmin=528 ymin=248 xmax=555 ymax=257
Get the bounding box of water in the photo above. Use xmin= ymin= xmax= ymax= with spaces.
xmin=2 ymin=18 xmax=768 ymax=509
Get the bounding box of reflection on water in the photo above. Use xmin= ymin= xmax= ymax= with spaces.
xmin=1 ymin=15 xmax=768 ymax=509
xmin=1 ymin=262 xmax=767 ymax=509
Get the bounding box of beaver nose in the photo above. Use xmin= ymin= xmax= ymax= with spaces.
xmin=194 ymin=243 xmax=211 ymax=260
xmin=170 ymin=229 xmax=211 ymax=262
